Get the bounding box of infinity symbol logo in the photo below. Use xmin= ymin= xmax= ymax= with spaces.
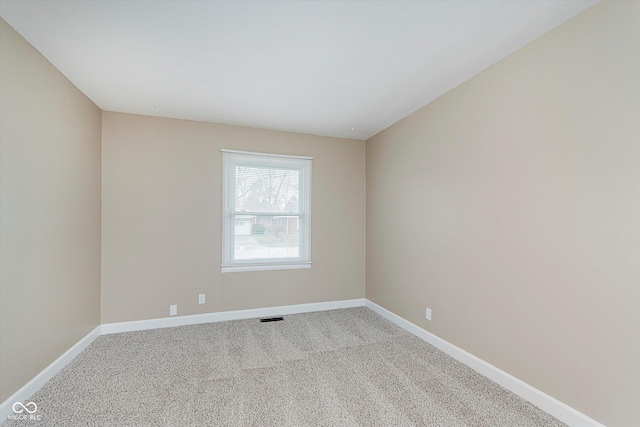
xmin=12 ymin=401 xmax=37 ymax=414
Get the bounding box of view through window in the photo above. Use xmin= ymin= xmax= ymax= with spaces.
xmin=221 ymin=150 xmax=312 ymax=272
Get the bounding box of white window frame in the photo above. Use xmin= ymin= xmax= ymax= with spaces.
xmin=221 ymin=149 xmax=312 ymax=273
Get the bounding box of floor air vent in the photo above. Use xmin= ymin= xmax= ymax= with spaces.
xmin=259 ymin=316 xmax=284 ymax=323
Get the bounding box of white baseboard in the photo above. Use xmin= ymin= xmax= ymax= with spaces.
xmin=101 ymin=298 xmax=366 ymax=334
xmin=0 ymin=326 xmax=102 ymax=421
xmin=3 ymin=299 xmax=603 ymax=427
xmin=2 ymin=299 xmax=364 ymax=420
xmin=364 ymin=299 xmax=605 ymax=427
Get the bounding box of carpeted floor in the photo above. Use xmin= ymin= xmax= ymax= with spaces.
xmin=4 ymin=307 xmax=565 ymax=426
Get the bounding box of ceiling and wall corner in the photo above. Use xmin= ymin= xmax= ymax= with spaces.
xmin=0 ymin=0 xmax=597 ymax=140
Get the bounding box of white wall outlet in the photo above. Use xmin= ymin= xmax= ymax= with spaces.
xmin=198 ymin=294 xmax=205 ymax=304
xmin=426 ymin=307 xmax=432 ymax=321
xmin=170 ymin=305 xmax=177 ymax=316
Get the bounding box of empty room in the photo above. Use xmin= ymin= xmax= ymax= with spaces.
xmin=0 ymin=1 xmax=638 ymax=426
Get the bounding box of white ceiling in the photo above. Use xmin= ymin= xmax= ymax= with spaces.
xmin=1 ymin=0 xmax=597 ymax=140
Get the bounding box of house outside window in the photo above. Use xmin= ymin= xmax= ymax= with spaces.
xmin=221 ymin=149 xmax=312 ymax=272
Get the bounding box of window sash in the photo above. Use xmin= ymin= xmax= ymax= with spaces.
xmin=222 ymin=150 xmax=311 ymax=272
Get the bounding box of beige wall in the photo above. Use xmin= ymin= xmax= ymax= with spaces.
xmin=3 ymin=2 xmax=637 ymax=423
xmin=0 ymin=19 xmax=102 ymax=402
xmin=366 ymin=2 xmax=640 ymax=426
xmin=101 ymin=112 xmax=365 ymax=323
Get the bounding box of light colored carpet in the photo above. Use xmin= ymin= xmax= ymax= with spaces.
xmin=4 ymin=307 xmax=565 ymax=426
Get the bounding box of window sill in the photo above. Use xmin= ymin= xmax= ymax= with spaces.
xmin=221 ymin=262 xmax=311 ymax=273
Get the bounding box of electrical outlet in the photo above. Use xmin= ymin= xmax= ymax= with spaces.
xmin=170 ymin=305 xmax=177 ymax=316
xmin=426 ymin=307 xmax=432 ymax=321
xmin=198 ymin=294 xmax=205 ymax=304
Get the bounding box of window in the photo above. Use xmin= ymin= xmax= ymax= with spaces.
xmin=221 ymin=149 xmax=312 ymax=272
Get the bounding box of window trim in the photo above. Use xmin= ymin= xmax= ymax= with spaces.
xmin=221 ymin=149 xmax=312 ymax=273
